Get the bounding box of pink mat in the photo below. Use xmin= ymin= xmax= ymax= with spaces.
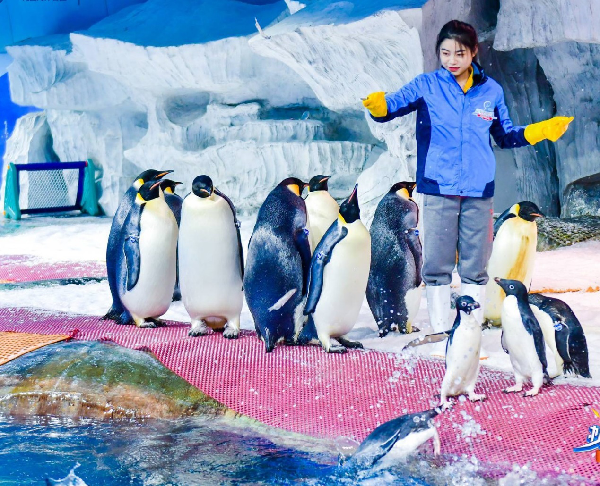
xmin=0 ymin=255 xmax=106 ymax=283
xmin=0 ymin=307 xmax=598 ymax=481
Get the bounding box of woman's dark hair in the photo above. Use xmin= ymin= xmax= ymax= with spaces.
xmin=435 ymin=20 xmax=479 ymax=55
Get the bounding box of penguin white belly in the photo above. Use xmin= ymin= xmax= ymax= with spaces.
xmin=501 ymin=296 xmax=542 ymax=379
xmin=121 ymin=204 xmax=178 ymax=318
xmin=404 ymin=286 xmax=422 ymax=327
xmin=313 ymin=224 xmax=370 ymax=338
xmin=442 ymin=320 xmax=481 ymax=396
xmin=485 ymin=220 xmax=537 ymax=322
xmin=306 ymin=192 xmax=339 ymax=251
xmin=531 ymin=304 xmax=563 ymax=376
xmin=179 ymin=196 xmax=243 ymax=320
xmin=374 ymin=427 xmax=438 ymax=468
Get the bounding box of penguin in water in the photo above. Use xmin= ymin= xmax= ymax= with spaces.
xmin=494 ymin=278 xmax=549 ymax=396
xmin=304 ymin=175 xmax=339 ymax=252
xmin=301 ymin=185 xmax=370 ymax=353
xmin=244 ymin=177 xmax=312 ymax=352
xmin=104 ymin=169 xmax=173 ymax=322
xmin=341 ymin=409 xmax=440 ymax=469
xmin=367 ymin=182 xmax=422 ymax=336
xmin=179 ymin=175 xmax=244 ymax=339
xmin=440 ymin=295 xmax=486 ymax=410
xmin=117 ymin=180 xmax=179 ymax=327
xmin=160 ymin=179 xmax=183 ymax=301
xmin=484 ymin=201 xmax=544 ymax=326
xmin=528 ymin=293 xmax=591 ymax=378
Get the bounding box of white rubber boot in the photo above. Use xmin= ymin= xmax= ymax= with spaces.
xmin=426 ymin=284 xmax=451 ymax=358
xmin=461 ymin=283 xmax=488 ymax=360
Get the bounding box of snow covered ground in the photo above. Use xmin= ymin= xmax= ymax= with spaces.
xmin=0 ymin=214 xmax=599 ymax=388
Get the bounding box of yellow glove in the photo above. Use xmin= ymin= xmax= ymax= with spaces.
xmin=524 ymin=116 xmax=574 ymax=144
xmin=362 ymin=91 xmax=388 ymax=118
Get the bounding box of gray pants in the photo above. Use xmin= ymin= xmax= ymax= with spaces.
xmin=422 ymin=194 xmax=494 ymax=286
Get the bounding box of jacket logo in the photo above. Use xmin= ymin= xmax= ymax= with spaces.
xmin=472 ymin=101 xmax=497 ymax=121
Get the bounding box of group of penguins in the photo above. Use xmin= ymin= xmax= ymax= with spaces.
xmin=103 ymin=169 xmax=590 ymax=412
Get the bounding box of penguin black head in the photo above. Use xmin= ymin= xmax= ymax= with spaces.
xmin=455 ymin=295 xmax=481 ymax=315
xmin=279 ymin=177 xmax=307 ymax=196
xmin=516 ymin=201 xmax=544 ymax=222
xmin=160 ymin=179 xmax=182 ymax=194
xmin=390 ymin=181 xmax=417 ymax=199
xmin=137 ymin=180 xmax=162 ymax=203
xmin=192 ymin=175 xmax=214 ymax=198
xmin=308 ymin=175 xmax=331 ymax=192
xmin=135 ymin=169 xmax=174 ymax=186
xmin=494 ymin=278 xmax=528 ymax=298
xmin=339 ymin=185 xmax=360 ymax=224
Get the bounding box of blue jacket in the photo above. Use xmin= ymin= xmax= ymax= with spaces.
xmin=372 ymin=63 xmax=530 ymax=198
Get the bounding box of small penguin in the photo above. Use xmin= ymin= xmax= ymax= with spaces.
xmin=104 ymin=169 xmax=173 ymax=322
xmin=440 ymin=296 xmax=485 ymax=410
xmin=484 ymin=201 xmax=544 ymax=326
xmin=367 ymin=181 xmax=422 ymax=336
xmin=495 ymin=278 xmax=549 ymax=396
xmin=304 ymin=175 xmax=339 ymax=252
xmin=343 ymin=409 xmax=440 ymax=469
xmin=301 ymin=185 xmax=370 ymax=353
xmin=160 ymin=179 xmax=183 ymax=225
xmin=244 ymin=177 xmax=312 ymax=352
xmin=117 ymin=180 xmax=179 ymax=327
xmin=528 ymin=293 xmax=591 ymax=378
xmin=160 ymin=179 xmax=183 ymax=301
xmin=179 ymin=175 xmax=244 ymax=339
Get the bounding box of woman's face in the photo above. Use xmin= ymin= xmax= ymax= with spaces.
xmin=439 ymin=39 xmax=477 ymax=78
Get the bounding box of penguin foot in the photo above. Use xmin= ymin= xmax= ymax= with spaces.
xmin=440 ymin=399 xmax=453 ymax=411
xmin=468 ymin=392 xmax=486 ymax=402
xmin=523 ymin=388 xmax=540 ymax=397
xmin=378 ymin=327 xmax=390 ymax=338
xmin=503 ymin=384 xmax=523 ymax=394
xmin=189 ymin=320 xmax=210 ymax=337
xmin=137 ymin=320 xmax=160 ymax=328
xmin=223 ymin=327 xmax=240 ymax=340
xmin=325 ymin=345 xmax=348 ymax=354
xmin=147 ymin=317 xmax=166 ymax=327
xmin=337 ymin=337 xmax=364 ymax=350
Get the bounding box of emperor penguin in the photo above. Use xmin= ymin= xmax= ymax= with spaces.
xmin=160 ymin=179 xmax=183 ymax=301
xmin=304 ymin=175 xmax=339 ymax=252
xmin=343 ymin=409 xmax=440 ymax=469
xmin=494 ymin=278 xmax=549 ymax=396
xmin=366 ymin=182 xmax=422 ymax=336
xmin=528 ymin=293 xmax=591 ymax=378
xmin=440 ymin=296 xmax=485 ymax=410
xmin=179 ymin=175 xmax=244 ymax=339
xmin=484 ymin=201 xmax=544 ymax=326
xmin=244 ymin=177 xmax=312 ymax=352
xmin=104 ymin=169 xmax=173 ymax=322
xmin=117 ymin=180 xmax=179 ymax=327
xmin=302 ymin=185 xmax=371 ymax=353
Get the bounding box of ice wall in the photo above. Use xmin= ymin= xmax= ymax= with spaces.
xmin=2 ymin=0 xmax=599 ymax=219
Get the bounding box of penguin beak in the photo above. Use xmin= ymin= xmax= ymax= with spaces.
xmin=348 ymin=184 xmax=358 ymax=202
xmin=200 ymin=188 xmax=211 ymax=196
xmin=320 ymin=176 xmax=331 ymax=184
xmin=157 ymin=170 xmax=174 ymax=179
xmin=530 ymin=212 xmax=544 ymax=218
xmin=468 ymin=302 xmax=481 ymax=313
xmin=150 ymin=181 xmax=163 ymax=191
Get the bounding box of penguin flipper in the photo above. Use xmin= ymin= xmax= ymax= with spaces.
xmin=304 ymin=222 xmax=348 ymax=315
xmin=215 ymin=188 xmax=244 ymax=279
xmin=295 ymin=226 xmax=313 ymax=296
xmin=493 ymin=207 xmax=516 ymax=237
xmin=523 ymin=313 xmax=549 ymax=373
xmin=121 ymin=205 xmax=143 ymax=292
xmin=405 ymin=229 xmax=423 ymax=286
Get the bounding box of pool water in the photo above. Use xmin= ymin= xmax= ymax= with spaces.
xmin=0 ymin=415 xmax=440 ymax=485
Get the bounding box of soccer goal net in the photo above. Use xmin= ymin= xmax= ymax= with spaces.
xmin=3 ymin=160 xmax=100 ymax=219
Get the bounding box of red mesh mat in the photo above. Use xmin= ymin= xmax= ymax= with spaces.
xmin=0 ymin=255 xmax=106 ymax=283
xmin=0 ymin=307 xmax=597 ymax=481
